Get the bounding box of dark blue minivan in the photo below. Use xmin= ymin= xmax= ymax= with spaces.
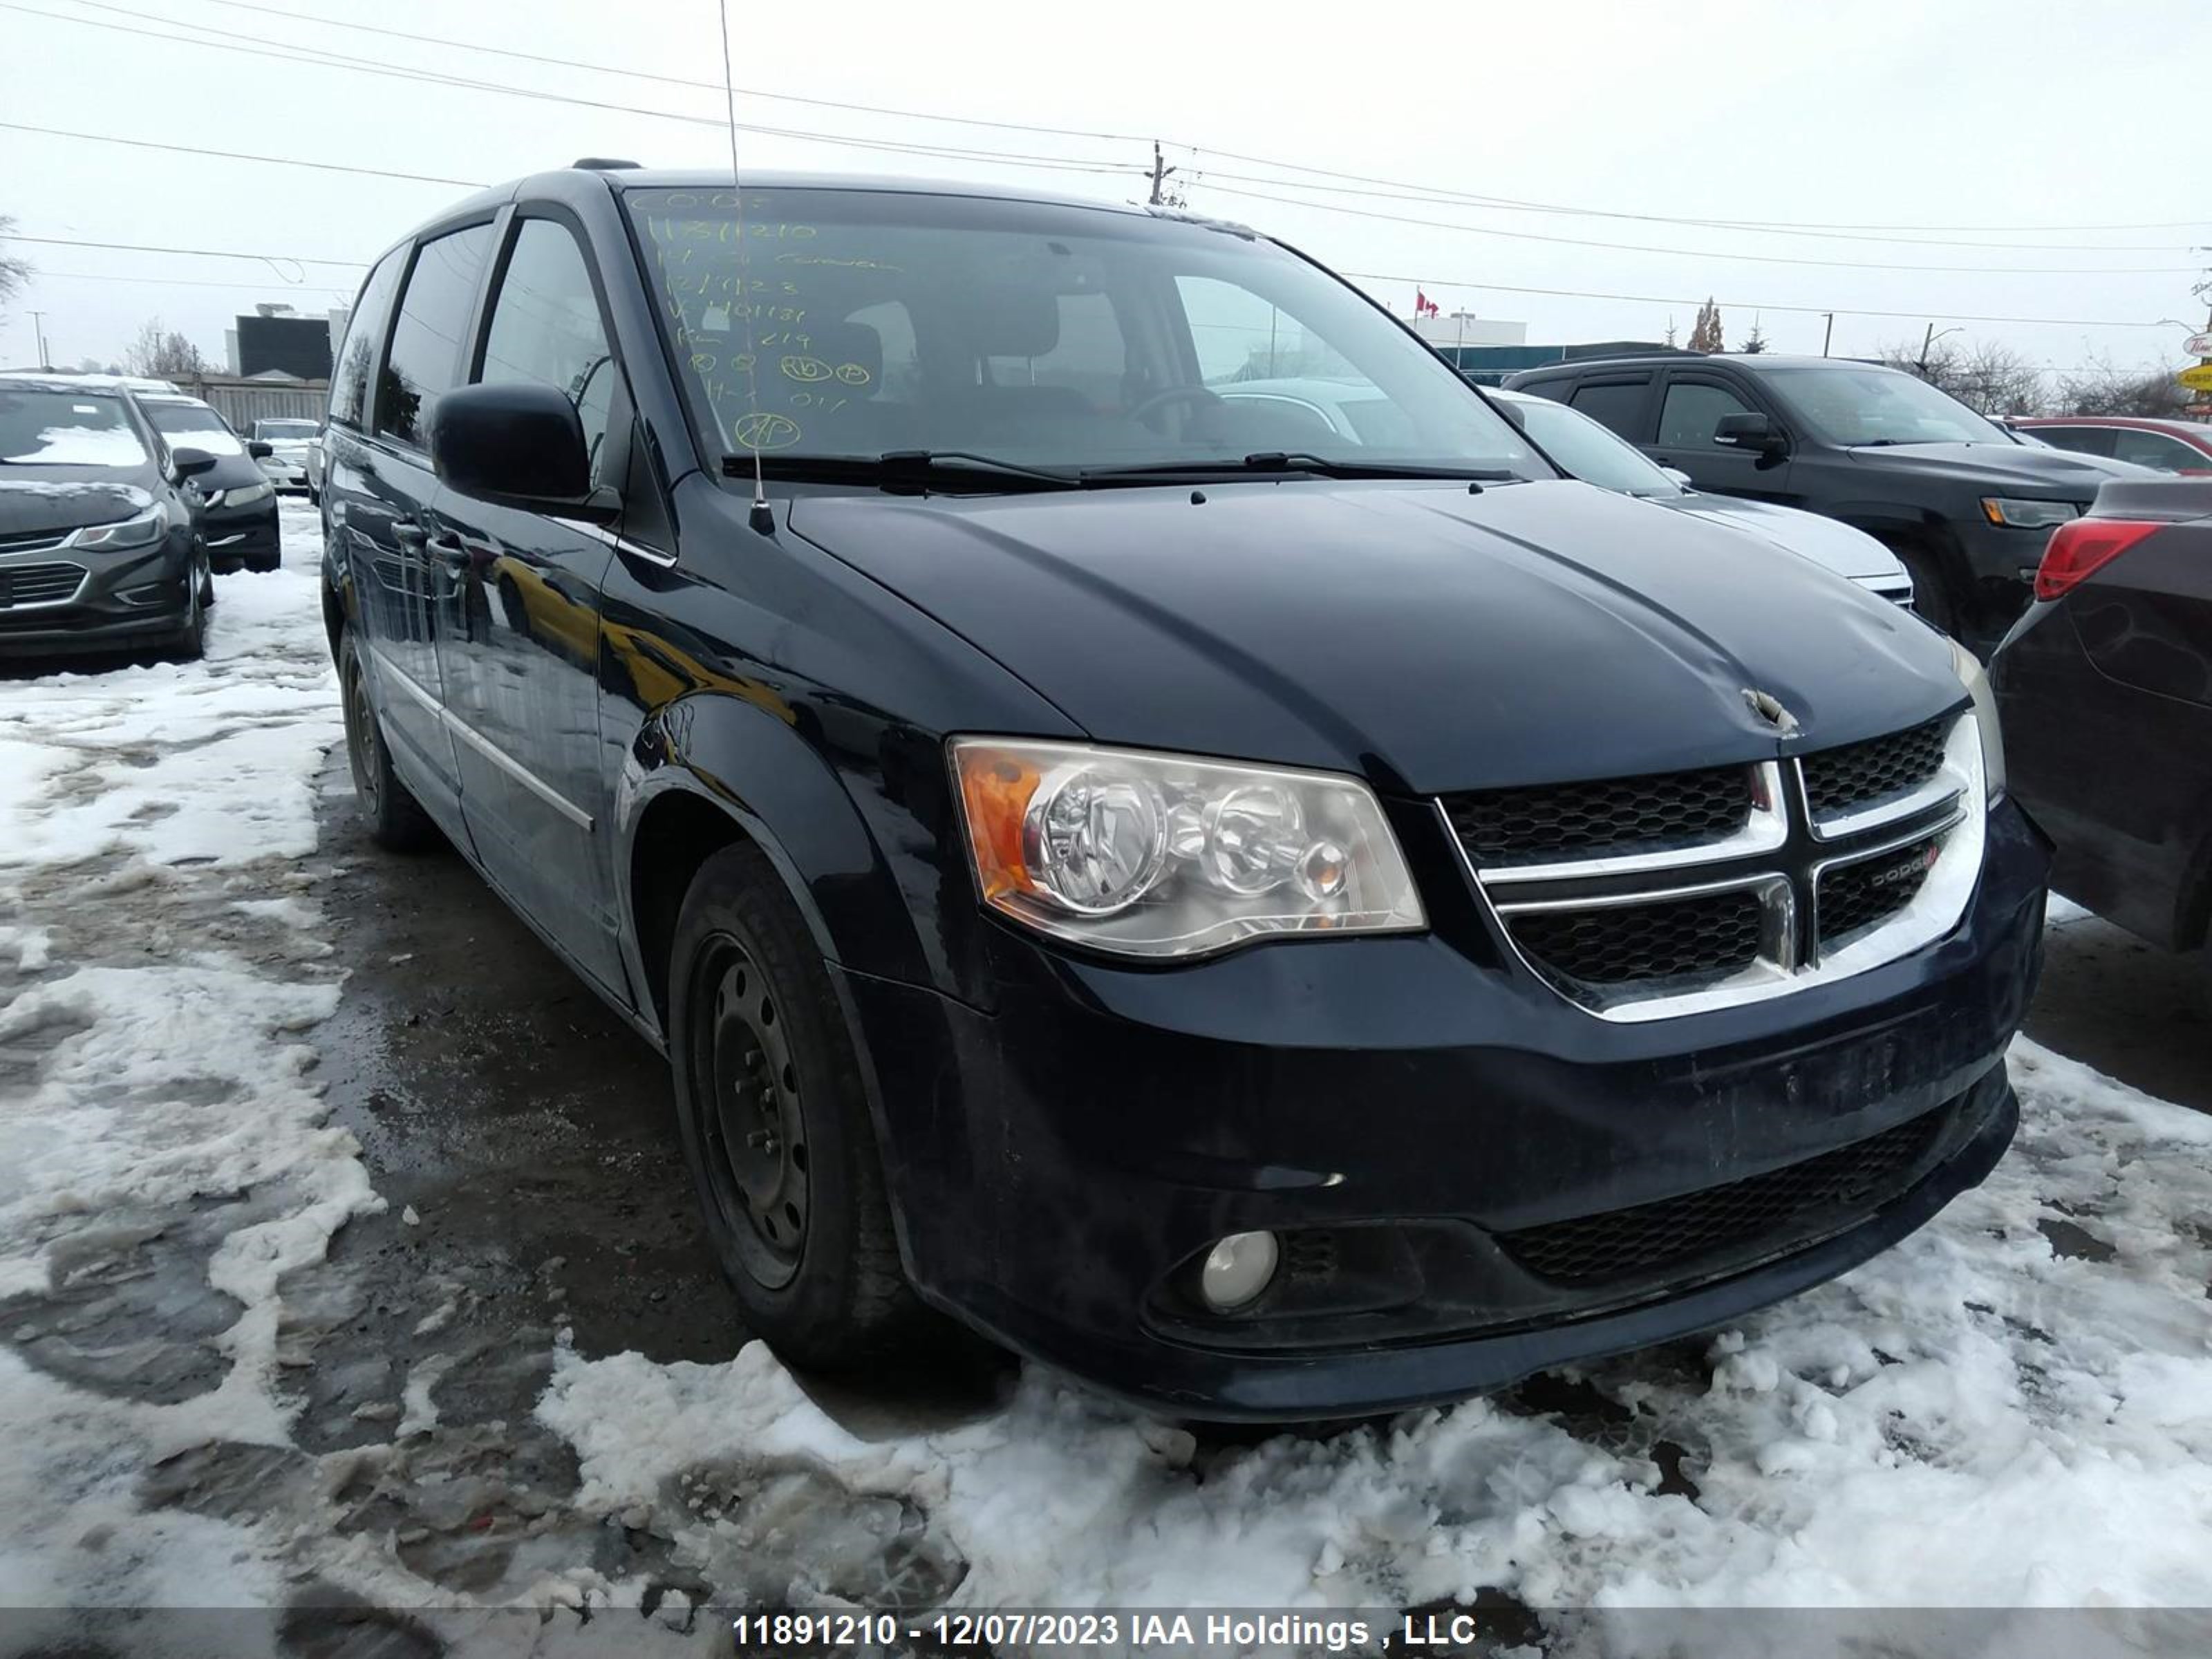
xmin=321 ymin=166 xmax=2047 ymax=1420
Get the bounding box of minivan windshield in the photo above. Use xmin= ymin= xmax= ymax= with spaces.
xmin=625 ymin=186 xmax=1550 ymax=482
xmin=1761 ymin=364 xmax=2012 ymax=448
xmin=0 ymin=388 xmax=149 ymax=467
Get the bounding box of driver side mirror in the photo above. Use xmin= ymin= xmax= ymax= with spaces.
xmin=430 ymin=382 xmax=617 ymax=523
xmin=170 ymin=447 xmax=218 ymax=481
xmin=247 ymin=439 xmax=273 ymax=460
xmin=1714 ymin=411 xmax=1788 ymax=459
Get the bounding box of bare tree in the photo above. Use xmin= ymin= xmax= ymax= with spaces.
xmin=1878 ymin=337 xmax=2047 ymax=416
xmin=2054 ymin=353 xmax=2193 ymax=419
xmin=124 ymin=319 xmax=211 ymax=379
xmin=1686 ymin=298 xmax=1725 ymax=353
xmin=0 ymin=214 xmax=30 ymax=326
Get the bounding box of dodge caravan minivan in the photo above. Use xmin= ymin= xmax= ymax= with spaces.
xmin=322 ymin=166 xmax=2047 ymax=1419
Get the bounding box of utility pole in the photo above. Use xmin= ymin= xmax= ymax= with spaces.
xmin=1148 ymin=142 xmax=1178 ymax=208
xmin=30 ymin=310 xmax=48 ymax=369
xmin=1918 ymin=322 xmax=1961 ymax=376
xmin=1821 ymin=312 xmax=1834 ymax=357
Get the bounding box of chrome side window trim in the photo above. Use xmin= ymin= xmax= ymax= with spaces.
xmin=552 ymin=516 xmax=675 ymax=569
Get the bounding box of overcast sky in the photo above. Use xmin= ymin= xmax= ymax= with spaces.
xmin=3 ymin=0 xmax=2205 ymax=377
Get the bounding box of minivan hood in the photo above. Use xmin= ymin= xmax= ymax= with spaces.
xmin=1845 ymin=440 xmax=2146 ymax=498
xmin=1662 ymin=492 xmax=1904 ymax=583
xmin=790 ymin=478 xmax=1961 ymax=792
xmin=0 ymin=475 xmax=155 ymax=536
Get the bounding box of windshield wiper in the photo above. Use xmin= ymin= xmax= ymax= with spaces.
xmin=720 ymin=451 xmax=1078 ymax=493
xmin=1080 ymin=453 xmax=1521 ymax=484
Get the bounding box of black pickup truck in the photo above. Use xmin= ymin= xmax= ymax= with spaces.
xmin=322 ymin=165 xmax=2046 ymax=1420
xmin=1505 ymin=351 xmax=2143 ymax=648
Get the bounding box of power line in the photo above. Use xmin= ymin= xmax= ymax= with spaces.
xmin=15 ymin=1 xmax=1139 ymax=176
xmin=1194 ymin=148 xmax=2210 ymax=238
xmin=8 ymin=234 xmax=365 ymax=268
xmin=25 ymin=268 xmax=355 ymax=293
xmin=1200 ymin=181 xmax=2202 ymax=276
xmin=46 ymin=0 xmax=2205 ymax=250
xmin=1188 ymin=167 xmax=2201 ymax=254
xmin=1341 ymin=270 xmax=2179 ymax=330
xmin=0 ymin=120 xmax=483 ymax=187
xmin=176 ymin=0 xmax=1154 ymax=147
xmin=153 ymin=0 xmax=2212 ymax=243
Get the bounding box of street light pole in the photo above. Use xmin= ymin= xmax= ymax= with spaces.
xmin=30 ymin=310 xmax=48 ymax=369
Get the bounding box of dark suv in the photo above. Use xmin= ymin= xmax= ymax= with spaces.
xmin=323 ymin=167 xmax=2047 ymax=1421
xmin=1504 ymin=353 xmax=2141 ymax=648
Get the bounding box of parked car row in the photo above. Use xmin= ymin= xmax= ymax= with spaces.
xmin=0 ymin=372 xmax=220 ymax=658
xmin=1500 ymin=352 xmax=2152 ymax=650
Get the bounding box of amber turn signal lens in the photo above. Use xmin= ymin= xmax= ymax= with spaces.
xmin=953 ymin=744 xmax=1042 ymax=903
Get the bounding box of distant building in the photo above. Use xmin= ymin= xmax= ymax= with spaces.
xmin=225 ymin=303 xmax=349 ymax=380
xmin=1411 ymin=312 xmax=1528 ymax=350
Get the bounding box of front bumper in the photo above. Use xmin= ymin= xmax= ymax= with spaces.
xmin=0 ymin=532 xmax=198 ymax=655
xmin=843 ymin=800 xmax=2049 ymax=1421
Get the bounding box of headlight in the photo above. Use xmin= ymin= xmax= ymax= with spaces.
xmin=225 ymin=481 xmax=274 ymax=506
xmin=1948 ymin=639 xmax=2005 ymax=801
xmin=1980 ymin=496 xmax=2078 ymax=529
xmin=73 ymin=505 xmax=170 ymax=551
xmin=950 ymin=738 xmax=1425 ymax=959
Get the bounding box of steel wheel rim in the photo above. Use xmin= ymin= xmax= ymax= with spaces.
xmin=346 ymin=667 xmax=382 ymax=816
xmin=695 ymin=935 xmax=808 ymax=1288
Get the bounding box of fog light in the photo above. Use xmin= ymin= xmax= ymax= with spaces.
xmin=1198 ymin=1230 xmax=1279 ymax=1311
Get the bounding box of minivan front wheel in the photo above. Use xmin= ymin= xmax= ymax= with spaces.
xmin=668 ymin=843 xmax=927 ymax=1370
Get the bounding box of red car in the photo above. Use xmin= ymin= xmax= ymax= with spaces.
xmin=2012 ymin=415 xmax=2212 ymax=475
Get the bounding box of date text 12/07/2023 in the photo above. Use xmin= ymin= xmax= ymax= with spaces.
xmin=726 ymin=1611 xmax=1488 ymax=1653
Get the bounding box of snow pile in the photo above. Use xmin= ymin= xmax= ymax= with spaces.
xmin=539 ymin=1038 xmax=2212 ymax=1620
xmin=0 ymin=504 xmax=370 ymax=1618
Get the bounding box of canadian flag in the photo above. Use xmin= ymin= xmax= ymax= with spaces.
xmin=1415 ymin=290 xmax=1441 ymax=319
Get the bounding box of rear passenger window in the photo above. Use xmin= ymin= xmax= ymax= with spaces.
xmin=378 ymin=223 xmax=493 ymax=450
xmin=2028 ymin=426 xmax=2112 ymax=460
xmin=1660 ymin=381 xmax=1756 ymax=448
xmin=1565 ymin=380 xmax=1647 ymax=438
xmin=478 ymin=218 xmax=616 ymax=474
xmin=328 ymin=249 xmax=405 ymax=431
xmin=2108 ymin=429 xmax=2200 ymax=473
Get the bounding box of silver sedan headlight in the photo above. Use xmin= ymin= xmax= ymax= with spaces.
xmin=951 ymin=738 xmax=1425 ymax=958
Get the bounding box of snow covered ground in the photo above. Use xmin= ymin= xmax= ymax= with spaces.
xmin=1 ymin=501 xmax=2209 ymax=1654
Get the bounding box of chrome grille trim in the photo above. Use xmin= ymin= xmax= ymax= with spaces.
xmin=1444 ymin=711 xmax=1987 ymax=1024
xmin=0 ymin=561 xmax=91 ymax=611
xmin=1481 ymin=763 xmax=1788 ymax=885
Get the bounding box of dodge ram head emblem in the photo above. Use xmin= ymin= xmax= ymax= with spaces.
xmin=1743 ymin=688 xmax=1801 ymax=736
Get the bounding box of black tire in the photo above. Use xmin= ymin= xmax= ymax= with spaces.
xmin=1885 ymin=537 xmax=1958 ymax=637
xmin=167 ymin=548 xmax=210 ymax=662
xmin=668 ymin=842 xmax=930 ymax=1370
xmin=337 ymin=630 xmax=440 ymax=852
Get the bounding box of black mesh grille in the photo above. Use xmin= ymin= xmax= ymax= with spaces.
xmin=1443 ymin=765 xmax=1753 ymax=865
xmin=1497 ymin=1108 xmax=1945 ymax=1287
xmin=1509 ymin=888 xmax=1762 ymax=986
xmin=1818 ymin=838 xmax=1937 ymax=946
xmin=1802 ymin=719 xmax=1948 ymax=818
xmin=0 ymin=563 xmax=86 ymax=608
